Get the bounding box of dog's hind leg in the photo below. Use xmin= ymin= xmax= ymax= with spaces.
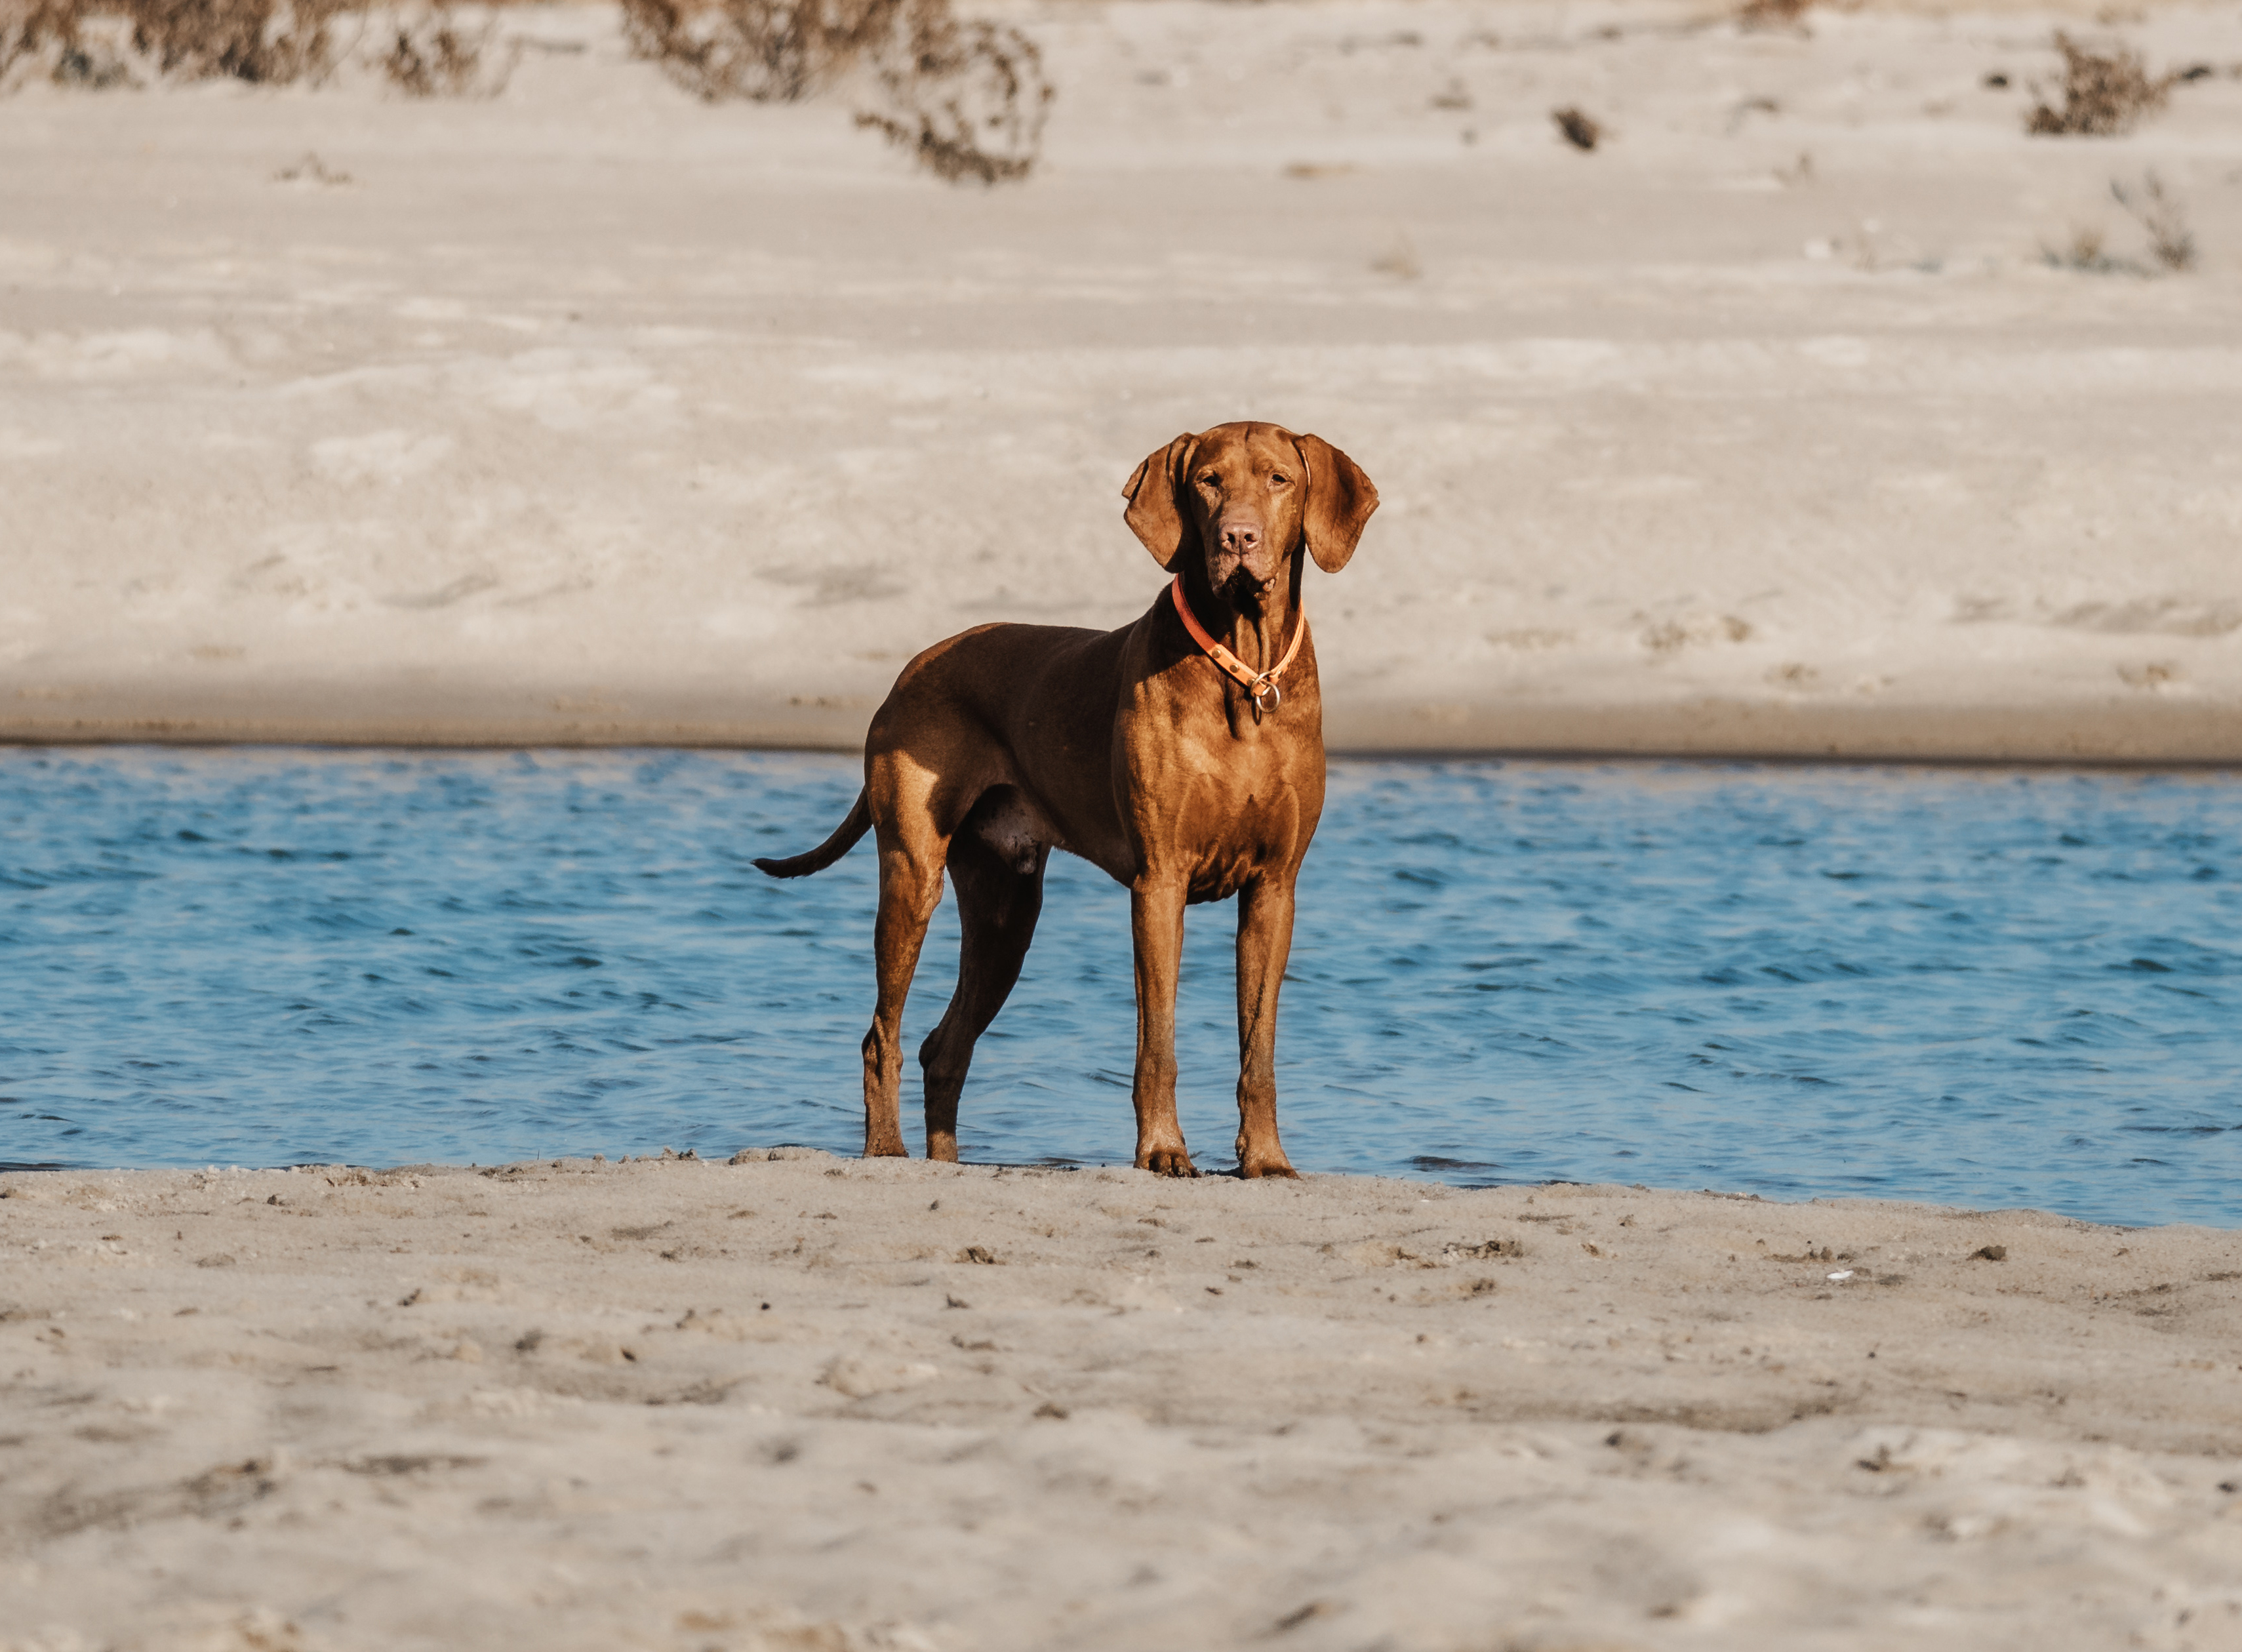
xmin=918 ymin=821 xmax=1048 ymax=1163
xmin=862 ymin=824 xmax=947 ymax=1160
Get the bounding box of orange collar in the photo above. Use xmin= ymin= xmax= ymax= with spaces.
xmin=1169 ymin=574 xmax=1308 ymax=714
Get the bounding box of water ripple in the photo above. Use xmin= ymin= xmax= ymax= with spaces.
xmin=1 ymin=750 xmax=2237 ymax=1225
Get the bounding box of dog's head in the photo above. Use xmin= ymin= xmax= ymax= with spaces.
xmin=1122 ymin=422 xmax=1376 ymax=614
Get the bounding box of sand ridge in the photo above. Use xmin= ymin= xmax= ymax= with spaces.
xmin=5 ymin=1153 xmax=2240 ymax=1649
xmin=4 ymin=1 xmax=2242 ymax=757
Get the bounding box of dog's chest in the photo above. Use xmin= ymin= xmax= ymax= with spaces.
xmin=1165 ymin=751 xmax=1319 ymax=900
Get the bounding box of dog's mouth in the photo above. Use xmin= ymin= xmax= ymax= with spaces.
xmin=1215 ymin=565 xmax=1270 ymax=617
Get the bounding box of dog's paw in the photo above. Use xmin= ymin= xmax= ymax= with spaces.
xmin=1138 ymin=1147 xmax=1199 ymax=1178
xmin=1239 ymin=1159 xmax=1301 ymax=1180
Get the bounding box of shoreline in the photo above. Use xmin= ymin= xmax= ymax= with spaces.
xmin=5 ymin=1154 xmax=2239 ymax=1649
xmin=7 ymin=696 xmax=2242 ymax=764
xmin=3 ymin=1156 xmax=2231 ymax=1232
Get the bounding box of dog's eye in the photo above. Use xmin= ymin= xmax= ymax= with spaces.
xmin=1269 ymin=472 xmax=1290 ymax=487
xmin=1196 ymin=472 xmax=1221 ymax=488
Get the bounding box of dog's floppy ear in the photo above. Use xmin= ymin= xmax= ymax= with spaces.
xmin=1123 ymin=432 xmax=1198 ymax=571
xmin=1292 ymin=434 xmax=1378 ymax=574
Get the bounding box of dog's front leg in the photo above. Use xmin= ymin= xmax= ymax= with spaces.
xmin=1232 ymin=876 xmax=1302 ymax=1179
xmin=1129 ymin=878 xmax=1197 ymax=1176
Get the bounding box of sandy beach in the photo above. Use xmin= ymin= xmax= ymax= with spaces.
xmin=7 ymin=3 xmax=2242 ymax=1644
xmin=4 ymin=1153 xmax=2240 ymax=1650
xmin=4 ymin=0 xmax=2241 ymax=757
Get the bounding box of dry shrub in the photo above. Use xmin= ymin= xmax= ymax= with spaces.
xmin=2043 ymin=174 xmax=2198 ymax=276
xmin=622 ymin=0 xmax=1051 ymax=183
xmin=2026 ymin=32 xmax=2172 ymax=136
xmin=1 ymin=0 xmax=511 ymax=91
xmin=1736 ymin=0 xmax=1811 ymax=30
xmin=117 ymin=0 xmax=346 ymax=83
xmin=1 ymin=0 xmax=336 ymax=87
xmin=379 ymin=1 xmax=515 ymax=96
xmin=2 ymin=0 xmax=1039 ymax=168
xmin=2 ymin=0 xmax=90 ymax=83
xmin=2043 ymin=222 xmax=2125 ymax=273
xmin=852 ymin=3 xmax=1050 ymax=184
xmin=2113 ymin=171 xmax=2195 ymax=271
xmin=619 ymin=0 xmax=903 ymax=102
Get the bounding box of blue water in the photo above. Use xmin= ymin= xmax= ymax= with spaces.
xmin=2 ymin=748 xmax=2237 ymax=1227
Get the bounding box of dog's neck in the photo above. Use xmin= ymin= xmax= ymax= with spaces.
xmin=1180 ymin=553 xmax=1304 ymax=677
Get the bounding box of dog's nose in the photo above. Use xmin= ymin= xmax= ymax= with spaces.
xmin=1220 ymin=522 xmax=1261 ymax=557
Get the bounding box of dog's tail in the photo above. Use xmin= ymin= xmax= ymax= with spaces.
xmin=753 ymin=789 xmax=873 ymax=879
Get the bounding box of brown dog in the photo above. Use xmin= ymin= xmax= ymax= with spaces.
xmin=754 ymin=422 xmax=1377 ymax=1177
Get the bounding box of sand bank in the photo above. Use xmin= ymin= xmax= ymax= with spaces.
xmin=3 ymin=1154 xmax=2239 ymax=1650
xmin=4 ymin=1 xmax=2242 ymax=759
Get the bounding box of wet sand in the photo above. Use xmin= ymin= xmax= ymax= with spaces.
xmin=5 ymin=1153 xmax=2240 ymax=1650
